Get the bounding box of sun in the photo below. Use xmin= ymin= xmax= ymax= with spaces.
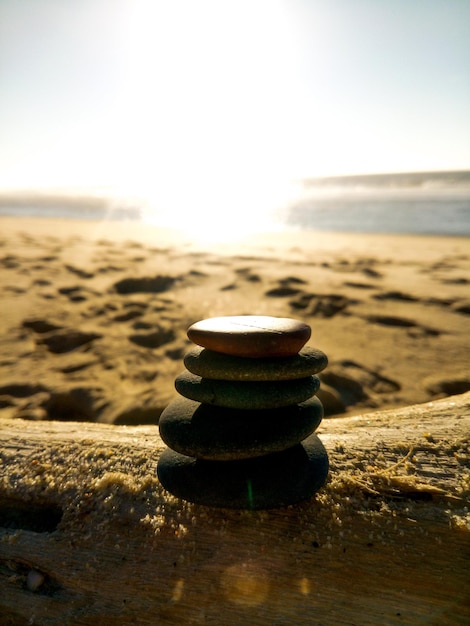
xmin=106 ymin=0 xmax=304 ymax=240
xmin=137 ymin=172 xmax=298 ymax=243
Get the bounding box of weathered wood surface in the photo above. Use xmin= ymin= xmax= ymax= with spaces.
xmin=0 ymin=393 xmax=469 ymax=626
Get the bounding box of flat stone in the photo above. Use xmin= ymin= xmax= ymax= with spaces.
xmin=157 ymin=433 xmax=329 ymax=509
xmin=174 ymin=370 xmax=320 ymax=410
xmin=187 ymin=316 xmax=311 ymax=358
xmin=159 ymin=395 xmax=324 ymax=460
xmin=184 ymin=345 xmax=328 ymax=381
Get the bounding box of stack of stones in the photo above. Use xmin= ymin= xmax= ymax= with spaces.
xmin=157 ymin=316 xmax=329 ymax=509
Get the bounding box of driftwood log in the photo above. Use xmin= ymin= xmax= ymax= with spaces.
xmin=1 ymin=393 xmax=469 ymax=625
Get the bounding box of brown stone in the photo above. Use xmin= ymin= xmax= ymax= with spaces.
xmin=187 ymin=316 xmax=311 ymax=358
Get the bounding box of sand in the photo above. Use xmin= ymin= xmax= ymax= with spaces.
xmin=1 ymin=216 xmax=469 ymax=425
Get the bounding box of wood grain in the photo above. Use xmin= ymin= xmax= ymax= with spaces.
xmin=1 ymin=393 xmax=469 ymax=625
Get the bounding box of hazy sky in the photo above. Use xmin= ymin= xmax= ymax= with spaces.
xmin=1 ymin=0 xmax=469 ymax=202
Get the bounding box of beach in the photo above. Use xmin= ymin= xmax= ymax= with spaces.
xmin=1 ymin=215 xmax=469 ymax=623
xmin=1 ymin=215 xmax=469 ymax=425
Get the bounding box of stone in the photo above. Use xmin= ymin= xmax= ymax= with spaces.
xmin=174 ymin=370 xmax=320 ymax=410
xmin=157 ymin=433 xmax=329 ymax=509
xmin=159 ymin=395 xmax=324 ymax=460
xmin=184 ymin=345 xmax=328 ymax=381
xmin=186 ymin=316 xmax=311 ymax=358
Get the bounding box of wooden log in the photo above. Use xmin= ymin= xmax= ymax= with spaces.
xmin=1 ymin=393 xmax=469 ymax=625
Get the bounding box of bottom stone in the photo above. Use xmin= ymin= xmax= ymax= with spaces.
xmin=156 ymin=434 xmax=329 ymax=510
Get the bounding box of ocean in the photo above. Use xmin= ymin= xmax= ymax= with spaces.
xmin=280 ymin=170 xmax=470 ymax=236
xmin=1 ymin=170 xmax=469 ymax=237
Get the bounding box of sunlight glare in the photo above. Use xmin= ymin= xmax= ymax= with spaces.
xmin=138 ymin=170 xmax=297 ymax=243
xmin=111 ymin=0 xmax=304 ymax=240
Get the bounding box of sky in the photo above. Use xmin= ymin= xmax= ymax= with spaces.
xmin=0 ymin=0 xmax=469 ymax=223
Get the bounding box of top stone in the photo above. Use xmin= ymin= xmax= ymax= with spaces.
xmin=187 ymin=316 xmax=311 ymax=358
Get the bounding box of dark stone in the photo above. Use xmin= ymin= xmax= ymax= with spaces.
xmin=174 ymin=370 xmax=320 ymax=410
xmin=157 ymin=433 xmax=329 ymax=509
xmin=183 ymin=345 xmax=328 ymax=381
xmin=187 ymin=316 xmax=311 ymax=358
xmin=159 ymin=395 xmax=324 ymax=460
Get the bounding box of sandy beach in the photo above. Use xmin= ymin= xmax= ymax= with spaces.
xmin=1 ymin=216 xmax=469 ymax=425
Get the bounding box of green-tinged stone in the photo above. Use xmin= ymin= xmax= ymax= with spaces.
xmin=157 ymin=433 xmax=329 ymax=509
xmin=174 ymin=370 xmax=320 ymax=410
xmin=159 ymin=395 xmax=324 ymax=460
xmin=187 ymin=315 xmax=311 ymax=358
xmin=184 ymin=345 xmax=328 ymax=381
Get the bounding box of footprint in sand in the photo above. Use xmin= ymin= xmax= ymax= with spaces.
xmin=112 ymin=404 xmax=165 ymax=426
xmin=442 ymin=277 xmax=470 ymax=285
xmin=22 ymin=319 xmax=63 ymax=334
xmin=425 ymin=376 xmax=470 ymax=398
xmin=41 ymin=386 xmax=108 ymax=421
xmin=110 ymin=388 xmax=169 ymax=425
xmin=188 ymin=269 xmax=208 ymax=278
xmin=320 ymin=359 xmax=401 ymax=414
xmin=64 ymin=264 xmax=94 ymax=279
xmin=132 ymin=320 xmax=153 ymax=330
xmin=58 ymin=286 xmax=98 ymax=303
xmin=266 ymin=286 xmax=303 ymax=297
xmin=372 ymin=291 xmax=419 ymax=302
xmin=235 ymin=268 xmax=262 ymax=282
xmin=113 ymin=275 xmax=177 ymax=294
xmin=0 ymin=382 xmax=49 ymax=417
xmin=364 ymin=314 xmax=441 ymax=336
xmin=361 ymin=267 xmax=382 ymax=278
xmin=450 ymin=300 xmax=470 ymax=315
xmin=319 ymin=371 xmax=369 ymax=409
xmin=424 ymin=296 xmax=457 ymax=307
xmin=112 ymin=308 xmax=145 ymax=322
xmin=36 ymin=329 xmax=103 ymax=353
xmin=59 ymin=359 xmax=98 ymax=374
xmin=222 ymin=268 xmax=263 ymax=291
xmin=165 ymin=345 xmax=186 ymax=360
xmin=343 ymin=281 xmax=376 ymax=290
xmin=325 ymin=259 xmax=383 ymax=278
xmin=0 ymin=255 xmax=20 ymax=269
xmin=128 ymin=326 xmax=175 ymax=349
xmin=290 ymin=293 xmax=357 ymax=318
xmin=265 ymin=276 xmax=308 ymax=298
xmin=96 ymin=263 xmax=125 ymax=273
xmin=0 ymin=382 xmax=48 ymax=398
xmin=82 ymin=302 xmax=119 ymax=318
